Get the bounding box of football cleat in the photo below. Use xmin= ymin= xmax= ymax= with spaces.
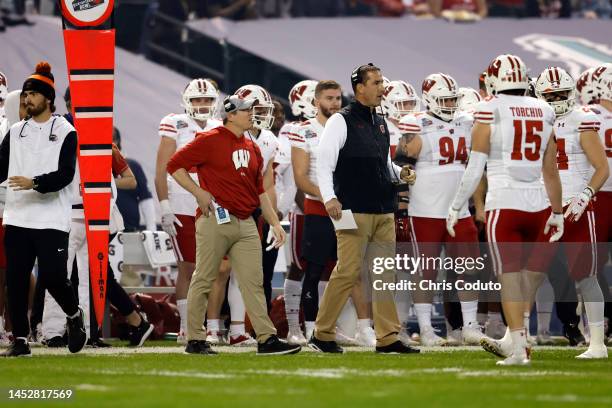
xmin=420 ymin=328 xmax=447 ymax=347
xmin=564 ymin=323 xmax=586 ymax=347
xmin=286 ymin=328 xmax=308 ymax=346
xmin=536 ymin=331 xmax=554 ymax=345
xmin=355 ymin=326 xmax=377 ymax=347
xmin=229 ymin=334 xmax=257 ymax=347
xmin=480 ymin=336 xmax=512 ymax=358
xmin=496 ymin=353 xmax=531 ymax=366
xmin=206 ymin=330 xmax=227 ymax=345
xmin=462 ymin=323 xmax=485 ymax=345
xmin=446 ymin=328 xmax=463 ymax=346
xmin=576 ymin=346 xmax=608 ymax=359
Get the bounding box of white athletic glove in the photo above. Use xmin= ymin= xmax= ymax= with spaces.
xmin=544 ymin=212 xmax=564 ymax=242
xmin=446 ymin=207 xmax=460 ymax=238
xmin=160 ymin=199 xmax=182 ymax=237
xmin=564 ymin=186 xmax=594 ymax=223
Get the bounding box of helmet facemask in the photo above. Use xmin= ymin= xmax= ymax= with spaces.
xmin=251 ymin=103 xmax=275 ymax=130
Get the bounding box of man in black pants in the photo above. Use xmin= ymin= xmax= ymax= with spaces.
xmin=0 ymin=62 xmax=86 ymax=357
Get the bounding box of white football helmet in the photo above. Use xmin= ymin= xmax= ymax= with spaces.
xmin=382 ymin=80 xmax=420 ymax=121
xmin=421 ymin=73 xmax=458 ymax=122
xmin=486 ymin=54 xmax=529 ymax=95
xmin=593 ymin=63 xmax=611 ymax=102
xmin=398 ymin=114 xmax=422 ymax=135
xmin=535 ymin=67 xmax=575 ymax=116
xmin=0 ymin=71 xmax=7 ymax=102
xmin=576 ymin=68 xmax=598 ymax=105
xmin=289 ymin=80 xmax=317 ymax=119
xmin=234 ymin=84 xmax=275 ymax=130
xmin=457 ymin=87 xmax=482 ymax=113
xmin=181 ymin=78 xmax=219 ymax=121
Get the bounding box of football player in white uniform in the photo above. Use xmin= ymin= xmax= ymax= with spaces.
xmin=279 ymin=80 xmax=317 ymax=344
xmin=401 ymin=73 xmax=483 ymax=346
xmin=447 ymin=54 xmax=563 ymax=366
xmin=534 ymin=66 xmax=608 ymax=359
xmin=457 ymin=87 xmax=482 ymax=115
xmin=590 ymin=63 xmax=612 ymax=343
xmin=155 ymin=78 xmax=221 ymax=344
xmin=0 ymin=71 xmax=7 ymax=121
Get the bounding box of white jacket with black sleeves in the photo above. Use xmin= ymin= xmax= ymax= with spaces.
xmin=0 ymin=114 xmax=77 ymax=232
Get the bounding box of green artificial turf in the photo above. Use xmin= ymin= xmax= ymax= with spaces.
xmin=1 ymin=345 xmax=610 ymax=408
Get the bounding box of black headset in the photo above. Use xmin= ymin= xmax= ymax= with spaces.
xmin=351 ymin=63 xmax=376 ymax=87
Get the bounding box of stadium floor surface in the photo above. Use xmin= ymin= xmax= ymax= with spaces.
xmin=1 ymin=343 xmax=610 ymax=407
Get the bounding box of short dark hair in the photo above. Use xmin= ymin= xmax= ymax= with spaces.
xmin=315 ymin=80 xmax=341 ymax=98
xmin=350 ymin=63 xmax=380 ymax=93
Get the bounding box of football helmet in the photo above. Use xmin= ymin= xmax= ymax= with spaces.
xmin=382 ymin=80 xmax=420 ymax=121
xmin=234 ymin=84 xmax=275 ymax=130
xmin=0 ymin=71 xmax=7 ymax=102
xmin=421 ymin=73 xmax=458 ymax=121
xmin=181 ymin=78 xmax=219 ymax=121
xmin=535 ymin=67 xmax=575 ymax=116
xmin=457 ymin=87 xmax=482 ymax=113
xmin=593 ymin=63 xmax=611 ymax=102
xmin=486 ymin=54 xmax=529 ymax=95
xmin=289 ymin=80 xmax=317 ymax=119
xmin=398 ymin=114 xmax=422 ymax=135
xmin=576 ymin=68 xmax=598 ymax=105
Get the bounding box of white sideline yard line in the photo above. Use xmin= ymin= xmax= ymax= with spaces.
xmin=75 ymin=384 xmax=114 ymax=392
xmin=516 ymin=394 xmax=612 ymax=404
xmin=27 ymin=344 xmax=597 ymax=356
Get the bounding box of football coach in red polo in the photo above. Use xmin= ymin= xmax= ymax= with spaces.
xmin=167 ymin=94 xmax=301 ymax=356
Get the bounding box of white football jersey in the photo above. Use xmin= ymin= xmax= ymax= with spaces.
xmin=409 ymin=112 xmax=474 ymax=219
xmin=246 ymin=129 xmax=278 ymax=172
xmin=473 ymin=95 xmax=555 ymax=212
xmin=554 ymin=107 xmax=600 ymax=202
xmin=386 ymin=118 xmax=403 ymax=158
xmin=291 ymin=118 xmax=325 ymax=201
xmin=0 ymin=118 xmax=7 ymax=213
xmin=159 ymin=113 xmax=221 ymax=215
xmin=590 ymin=104 xmax=612 ymax=192
xmin=275 ymin=122 xmax=300 ymax=217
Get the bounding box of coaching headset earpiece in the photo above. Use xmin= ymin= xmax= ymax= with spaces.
xmin=351 ymin=63 xmax=375 ymax=87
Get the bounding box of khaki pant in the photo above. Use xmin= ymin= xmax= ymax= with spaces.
xmin=315 ymin=213 xmax=400 ymax=347
xmin=187 ymin=214 xmax=276 ymax=342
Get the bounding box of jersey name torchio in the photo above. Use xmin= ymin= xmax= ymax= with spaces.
xmin=291 ymin=118 xmax=325 ymax=201
xmin=590 ymin=104 xmax=612 ymax=192
xmin=409 ymin=112 xmax=474 ymax=219
xmin=555 ymin=107 xmax=600 ymax=202
xmin=159 ymin=113 xmax=221 ymax=215
xmin=246 ymin=129 xmax=278 ymax=172
xmin=473 ymin=95 xmax=555 ymax=212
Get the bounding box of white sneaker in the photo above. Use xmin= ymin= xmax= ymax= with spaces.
xmin=206 ymin=330 xmax=227 ymax=345
xmin=355 ymin=326 xmax=376 ymax=347
xmin=446 ymin=328 xmax=463 ymax=346
xmin=177 ymin=329 xmax=187 ymax=345
xmin=463 ymin=323 xmax=485 ymax=345
xmin=420 ymin=328 xmax=447 ymax=347
xmin=536 ymin=331 xmax=554 ymax=345
xmin=496 ymin=352 xmax=531 ymax=366
xmin=398 ymin=328 xmax=419 ymax=346
xmin=480 ymin=336 xmax=512 ymax=358
xmin=286 ymin=328 xmax=308 ymax=345
xmin=576 ymin=346 xmax=608 ymax=359
xmin=485 ymin=320 xmax=506 ymax=339
xmin=335 ymin=329 xmax=357 ymax=346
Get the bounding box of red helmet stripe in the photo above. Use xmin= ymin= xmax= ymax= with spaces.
xmin=507 ymin=56 xmax=517 ymax=82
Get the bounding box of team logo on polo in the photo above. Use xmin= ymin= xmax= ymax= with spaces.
xmin=514 ymin=34 xmax=612 ymax=79
xmin=72 ymin=0 xmax=104 ymax=12
xmin=232 ymin=149 xmax=251 ymax=169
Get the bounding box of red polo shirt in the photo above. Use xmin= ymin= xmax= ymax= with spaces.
xmin=167 ymin=126 xmax=265 ymax=220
